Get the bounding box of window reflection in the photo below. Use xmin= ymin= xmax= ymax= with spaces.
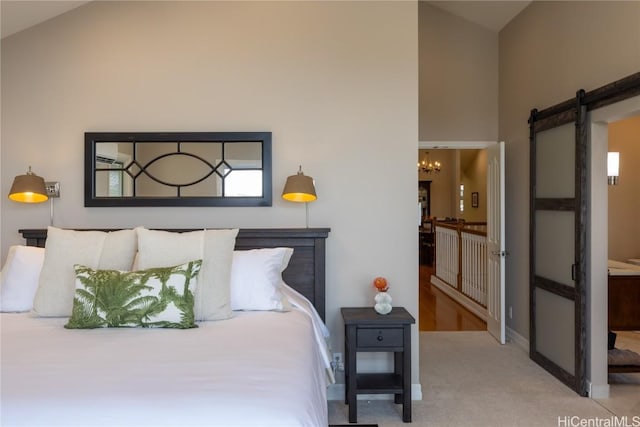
xmin=225 ymin=170 xmax=263 ymax=197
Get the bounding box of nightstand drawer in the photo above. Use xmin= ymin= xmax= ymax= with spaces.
xmin=357 ymin=328 xmax=403 ymax=347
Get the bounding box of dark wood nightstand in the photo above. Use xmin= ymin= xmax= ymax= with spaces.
xmin=341 ymin=307 xmax=415 ymax=423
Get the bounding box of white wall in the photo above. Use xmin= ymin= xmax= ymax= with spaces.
xmin=1 ymin=0 xmax=420 ymax=387
xmin=500 ymin=0 xmax=640 ymax=338
xmin=418 ymin=1 xmax=498 ymax=142
xmin=499 ymin=0 xmax=640 ymax=395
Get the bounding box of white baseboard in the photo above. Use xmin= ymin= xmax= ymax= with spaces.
xmin=327 ymin=383 xmax=422 ymax=401
xmin=587 ymin=381 xmax=610 ymax=399
xmin=506 ymin=325 xmax=529 ymax=353
xmin=430 ymin=275 xmax=487 ymax=321
xmin=413 ymin=383 xmax=422 ymax=400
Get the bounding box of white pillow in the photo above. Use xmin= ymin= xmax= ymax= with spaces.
xmin=33 ymin=227 xmax=137 ymax=317
xmin=135 ymin=227 xmax=238 ymax=321
xmin=230 ymin=247 xmax=293 ymax=311
xmin=0 ymin=245 xmax=45 ymax=312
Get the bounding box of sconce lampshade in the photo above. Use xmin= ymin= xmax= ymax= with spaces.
xmin=8 ymin=167 xmax=48 ymax=203
xmin=607 ymin=152 xmax=620 ymax=185
xmin=282 ymin=166 xmax=317 ymax=202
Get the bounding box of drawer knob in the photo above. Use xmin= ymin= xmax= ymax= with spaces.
xmin=377 ymin=335 xmax=383 ymax=342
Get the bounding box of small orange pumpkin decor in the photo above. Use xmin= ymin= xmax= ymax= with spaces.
xmin=373 ymin=276 xmax=388 ymax=292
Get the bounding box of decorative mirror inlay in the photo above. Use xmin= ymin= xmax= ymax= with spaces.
xmin=85 ymin=132 xmax=272 ymax=207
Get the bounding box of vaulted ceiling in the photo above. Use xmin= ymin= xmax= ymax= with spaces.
xmin=1 ymin=1 xmax=532 ymax=39
xmin=427 ymin=1 xmax=531 ymax=32
xmin=1 ymin=1 xmax=89 ymax=39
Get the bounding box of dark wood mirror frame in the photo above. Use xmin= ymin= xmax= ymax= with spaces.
xmin=85 ymin=132 xmax=272 ymax=207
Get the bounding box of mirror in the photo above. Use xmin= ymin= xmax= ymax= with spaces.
xmin=85 ymin=132 xmax=272 ymax=207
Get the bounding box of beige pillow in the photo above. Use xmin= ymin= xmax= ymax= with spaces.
xmin=135 ymin=227 xmax=238 ymax=321
xmin=33 ymin=227 xmax=137 ymax=317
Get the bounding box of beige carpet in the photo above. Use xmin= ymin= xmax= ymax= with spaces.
xmin=328 ymin=331 xmax=640 ymax=427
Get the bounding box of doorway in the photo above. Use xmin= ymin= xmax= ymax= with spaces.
xmin=589 ymin=95 xmax=640 ymax=398
xmin=607 ymin=116 xmax=640 ymax=380
xmin=417 ymin=146 xmax=495 ymax=333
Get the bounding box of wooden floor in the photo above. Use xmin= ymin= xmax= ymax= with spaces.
xmin=419 ymin=264 xmax=486 ymax=331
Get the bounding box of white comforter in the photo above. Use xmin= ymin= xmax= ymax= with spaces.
xmin=1 ymin=290 xmax=332 ymax=427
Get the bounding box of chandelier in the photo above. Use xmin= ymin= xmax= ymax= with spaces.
xmin=417 ymin=152 xmax=441 ymax=174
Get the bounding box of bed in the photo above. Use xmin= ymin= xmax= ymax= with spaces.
xmin=607 ymin=259 xmax=640 ymax=374
xmin=1 ymin=227 xmax=331 ymax=427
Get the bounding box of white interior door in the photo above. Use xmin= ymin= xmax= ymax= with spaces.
xmin=487 ymin=141 xmax=505 ymax=344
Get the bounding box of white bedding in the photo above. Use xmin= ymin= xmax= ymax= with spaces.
xmin=1 ymin=293 xmax=332 ymax=427
xmin=608 ymin=259 xmax=640 ymax=276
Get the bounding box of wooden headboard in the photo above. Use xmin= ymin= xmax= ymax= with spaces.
xmin=19 ymin=228 xmax=330 ymax=321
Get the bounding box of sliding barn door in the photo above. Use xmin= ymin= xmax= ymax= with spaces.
xmin=529 ymin=91 xmax=587 ymax=396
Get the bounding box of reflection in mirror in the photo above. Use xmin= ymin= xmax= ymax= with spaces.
xmin=225 ymin=142 xmax=262 ymax=169
xmin=86 ymin=132 xmax=272 ymax=207
xmin=225 ymin=170 xmax=263 ymax=197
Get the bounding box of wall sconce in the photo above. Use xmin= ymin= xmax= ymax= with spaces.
xmin=8 ymin=166 xmax=60 ymax=225
xmin=607 ymin=152 xmax=620 ymax=186
xmin=282 ymin=165 xmax=317 ymax=228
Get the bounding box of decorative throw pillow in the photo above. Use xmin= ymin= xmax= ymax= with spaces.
xmin=230 ymin=247 xmax=293 ymax=311
xmin=65 ymin=260 xmax=202 ymax=329
xmin=0 ymin=246 xmax=45 ymax=312
xmin=33 ymin=227 xmax=138 ymax=317
xmin=135 ymin=227 xmax=238 ymax=321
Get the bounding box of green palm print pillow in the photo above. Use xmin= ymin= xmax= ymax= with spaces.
xmin=65 ymin=260 xmax=202 ymax=329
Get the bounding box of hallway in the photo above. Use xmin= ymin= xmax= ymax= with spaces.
xmin=419 ymin=264 xmax=486 ymax=332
